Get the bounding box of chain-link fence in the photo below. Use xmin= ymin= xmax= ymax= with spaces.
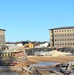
xmin=0 ymin=48 xmax=74 ymax=75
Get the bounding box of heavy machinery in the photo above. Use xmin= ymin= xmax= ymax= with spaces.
xmin=23 ymin=43 xmax=34 ymax=49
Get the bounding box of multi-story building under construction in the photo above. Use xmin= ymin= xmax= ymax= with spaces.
xmin=49 ymin=26 xmax=74 ymax=48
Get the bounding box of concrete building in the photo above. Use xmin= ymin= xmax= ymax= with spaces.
xmin=49 ymin=26 xmax=74 ymax=48
xmin=0 ymin=29 xmax=6 ymax=46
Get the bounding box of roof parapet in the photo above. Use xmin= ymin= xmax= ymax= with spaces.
xmin=49 ymin=26 xmax=74 ymax=30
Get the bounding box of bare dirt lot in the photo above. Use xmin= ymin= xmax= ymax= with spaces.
xmin=16 ymin=56 xmax=74 ymax=68
xmin=28 ymin=56 xmax=74 ymax=63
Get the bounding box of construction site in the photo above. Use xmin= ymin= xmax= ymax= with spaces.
xmin=0 ymin=45 xmax=73 ymax=75
xmin=0 ymin=29 xmax=74 ymax=75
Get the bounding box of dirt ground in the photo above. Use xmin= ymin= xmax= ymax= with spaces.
xmin=16 ymin=56 xmax=74 ymax=68
xmin=28 ymin=56 xmax=74 ymax=63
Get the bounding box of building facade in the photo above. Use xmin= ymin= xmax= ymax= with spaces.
xmin=49 ymin=26 xmax=74 ymax=48
xmin=0 ymin=29 xmax=6 ymax=46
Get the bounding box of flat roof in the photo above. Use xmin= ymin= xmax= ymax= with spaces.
xmin=0 ymin=29 xmax=6 ymax=31
xmin=49 ymin=26 xmax=74 ymax=30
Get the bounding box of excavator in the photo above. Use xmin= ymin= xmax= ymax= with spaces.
xmin=22 ymin=43 xmax=34 ymax=49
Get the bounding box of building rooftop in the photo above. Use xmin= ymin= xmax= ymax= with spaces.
xmin=0 ymin=29 xmax=6 ymax=31
xmin=49 ymin=26 xmax=74 ymax=30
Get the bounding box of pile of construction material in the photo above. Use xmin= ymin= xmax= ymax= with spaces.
xmin=35 ymin=50 xmax=72 ymax=56
xmin=21 ymin=61 xmax=74 ymax=75
xmin=0 ymin=46 xmax=27 ymax=66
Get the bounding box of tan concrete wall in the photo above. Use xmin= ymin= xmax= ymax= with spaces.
xmin=0 ymin=30 xmax=5 ymax=46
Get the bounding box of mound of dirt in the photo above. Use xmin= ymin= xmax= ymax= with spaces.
xmin=48 ymin=50 xmax=72 ymax=56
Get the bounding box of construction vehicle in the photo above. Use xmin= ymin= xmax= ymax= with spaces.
xmin=22 ymin=43 xmax=34 ymax=49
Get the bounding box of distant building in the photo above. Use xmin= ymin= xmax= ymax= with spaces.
xmin=16 ymin=43 xmax=23 ymax=47
xmin=49 ymin=26 xmax=74 ymax=48
xmin=35 ymin=43 xmax=49 ymax=48
xmin=0 ymin=29 xmax=6 ymax=46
